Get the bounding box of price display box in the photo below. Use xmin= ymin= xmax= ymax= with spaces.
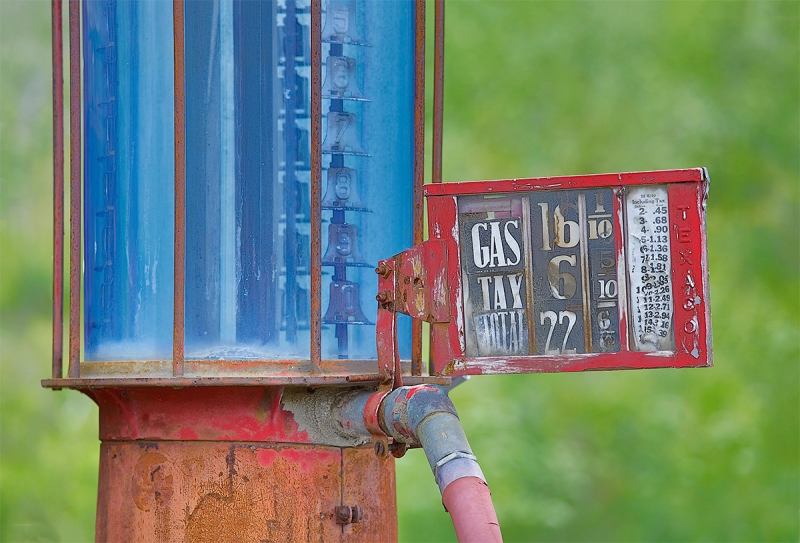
xmin=424 ymin=168 xmax=711 ymax=375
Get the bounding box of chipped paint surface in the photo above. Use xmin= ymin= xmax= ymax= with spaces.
xmin=92 ymin=387 xmax=397 ymax=542
xmin=425 ymin=170 xmax=712 ymax=375
xmin=97 ymin=441 xmax=396 ymax=542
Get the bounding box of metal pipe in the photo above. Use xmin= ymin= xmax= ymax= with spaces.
xmin=52 ymin=0 xmax=64 ymax=380
xmin=309 ymin=0 xmax=322 ymax=372
xmin=379 ymin=386 xmax=502 ymax=541
xmin=387 ymin=386 xmax=501 ymax=541
xmin=432 ymin=0 xmax=444 ymax=185
xmin=172 ymin=0 xmax=186 ymax=376
xmin=67 ymin=0 xmax=81 ymax=378
xmin=334 ymin=384 xmax=503 ymax=542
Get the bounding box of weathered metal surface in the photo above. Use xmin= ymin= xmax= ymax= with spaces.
xmin=341 ymin=446 xmax=397 ymax=542
xmin=427 ymin=0 xmax=446 ymax=372
xmin=87 ymin=385 xmax=398 ymax=542
xmin=335 ymin=505 xmax=365 ymax=525
xmin=41 ymin=372 xmax=451 ymax=390
xmin=375 ymin=240 xmax=450 ymax=389
xmin=172 ymin=0 xmax=186 ymax=377
xmin=96 ymin=441 xmax=345 ymax=542
xmin=375 ymin=241 xmax=450 ymax=384
xmin=668 ymin=181 xmax=712 ymax=362
xmin=376 ymin=258 xmax=400 ymax=387
xmin=424 ymin=168 xmax=706 ymax=197
xmin=310 ymin=0 xmax=322 ymax=373
xmin=425 ymin=169 xmax=712 ymax=375
xmin=526 ymin=188 xmax=621 ymax=355
xmin=412 ymin=0 xmax=427 ymax=376
xmin=393 ymin=240 xmax=450 ymax=324
xmin=68 ymin=0 xmax=80 ymax=378
xmin=427 ymin=195 xmax=467 ymax=370
xmin=362 ymin=390 xmax=389 ymax=437
xmin=89 ymin=387 xmax=305 ymax=442
xmin=432 ymin=0 xmax=444 ymax=186
xmin=52 ymin=0 xmax=64 ymax=380
xmin=44 ymin=375 xmax=451 ymax=389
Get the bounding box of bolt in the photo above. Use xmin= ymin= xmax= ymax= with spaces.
xmin=335 ymin=505 xmax=364 ymax=525
xmin=374 ymin=441 xmax=386 ymax=456
xmin=336 ymin=506 xmax=351 ymax=524
xmin=389 ymin=442 xmax=408 ymax=459
xmin=375 ymin=262 xmax=392 ymax=278
xmin=375 ymin=291 xmax=393 ymax=305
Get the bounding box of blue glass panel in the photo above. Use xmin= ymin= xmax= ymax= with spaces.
xmin=320 ymin=0 xmax=415 ymax=359
xmin=184 ymin=0 xmax=311 ymax=359
xmin=83 ymin=0 xmax=175 ymax=361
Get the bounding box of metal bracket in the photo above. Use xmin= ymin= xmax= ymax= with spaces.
xmin=375 ymin=240 xmax=451 ymax=390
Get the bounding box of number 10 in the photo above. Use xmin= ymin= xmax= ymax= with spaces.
xmin=598 ymin=279 xmax=617 ymax=299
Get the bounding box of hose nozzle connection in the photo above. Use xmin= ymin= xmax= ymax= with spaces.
xmin=336 ymin=385 xmax=503 ymax=542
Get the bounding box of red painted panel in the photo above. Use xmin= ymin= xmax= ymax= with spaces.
xmin=668 ymin=181 xmax=713 ymax=367
xmin=425 ymin=170 xmax=711 ymax=376
xmin=427 ymin=195 xmax=463 ymax=372
xmin=424 ymin=168 xmax=705 ymax=197
xmin=91 ymin=387 xmax=310 ymax=443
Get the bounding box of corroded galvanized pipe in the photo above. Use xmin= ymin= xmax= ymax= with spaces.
xmin=333 ymin=384 xmax=503 ymax=542
xmin=378 ymin=385 xmax=501 ymax=542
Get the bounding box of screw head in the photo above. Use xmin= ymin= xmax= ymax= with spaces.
xmin=374 ymin=441 xmax=386 ymax=456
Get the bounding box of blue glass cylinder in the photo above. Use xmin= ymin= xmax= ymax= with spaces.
xmin=83 ymin=0 xmax=416 ymax=364
xmin=83 ymin=0 xmax=175 ymax=361
xmin=320 ymin=0 xmax=415 ymax=359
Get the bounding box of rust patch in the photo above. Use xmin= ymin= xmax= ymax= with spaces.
xmin=131 ymin=452 xmax=174 ymax=512
xmin=100 ymin=441 xmax=361 ymax=541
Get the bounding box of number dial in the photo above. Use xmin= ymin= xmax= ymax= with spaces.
xmin=530 ymin=191 xmax=587 ymax=354
xmin=585 ymin=189 xmax=621 ymax=353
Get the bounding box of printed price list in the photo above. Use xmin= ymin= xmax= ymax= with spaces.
xmin=625 ymin=185 xmax=674 ymax=351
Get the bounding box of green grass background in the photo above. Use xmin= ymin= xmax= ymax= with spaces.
xmin=1 ymin=1 xmax=798 ymax=542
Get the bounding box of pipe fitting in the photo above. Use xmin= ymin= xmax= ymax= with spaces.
xmin=374 ymin=385 xmax=487 ymax=494
xmin=329 ymin=384 xmax=502 ymax=541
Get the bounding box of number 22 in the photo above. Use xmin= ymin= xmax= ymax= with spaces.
xmin=539 ymin=310 xmax=578 ymax=354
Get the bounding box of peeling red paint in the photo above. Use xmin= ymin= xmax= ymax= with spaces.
xmin=91 ymin=387 xmax=306 ymax=443
xmin=256 ymin=448 xmax=278 ymax=467
xmin=425 ymin=169 xmax=711 ymax=375
xmin=178 ymin=428 xmax=198 ymax=440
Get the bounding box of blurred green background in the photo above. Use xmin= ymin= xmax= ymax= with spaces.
xmin=1 ymin=1 xmax=797 ymax=542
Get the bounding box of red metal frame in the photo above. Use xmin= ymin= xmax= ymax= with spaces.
xmin=68 ymin=0 xmax=81 ymax=378
xmin=424 ymin=168 xmax=712 ymax=376
xmin=172 ymin=0 xmax=186 ymax=377
xmin=411 ymin=0 xmax=426 ymax=376
xmin=310 ymin=0 xmax=323 ymax=373
xmin=432 ymin=0 xmax=444 ymax=186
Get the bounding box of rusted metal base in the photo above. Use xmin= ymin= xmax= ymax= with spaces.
xmin=88 ymin=387 xmax=397 ymax=542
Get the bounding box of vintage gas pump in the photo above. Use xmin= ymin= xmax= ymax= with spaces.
xmin=46 ymin=0 xmax=711 ymax=541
